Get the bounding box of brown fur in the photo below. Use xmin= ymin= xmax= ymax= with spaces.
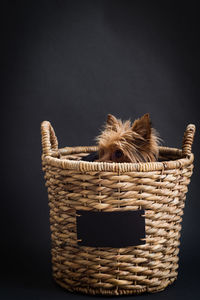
xmin=96 ymin=113 xmax=160 ymax=163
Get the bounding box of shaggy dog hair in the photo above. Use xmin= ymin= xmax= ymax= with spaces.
xmin=96 ymin=113 xmax=160 ymax=163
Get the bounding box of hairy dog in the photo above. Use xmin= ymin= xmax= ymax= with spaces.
xmin=96 ymin=113 xmax=160 ymax=163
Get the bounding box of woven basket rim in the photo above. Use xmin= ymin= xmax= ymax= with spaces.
xmin=42 ymin=145 xmax=194 ymax=172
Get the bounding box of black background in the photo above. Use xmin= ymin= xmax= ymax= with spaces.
xmin=1 ymin=1 xmax=200 ymax=299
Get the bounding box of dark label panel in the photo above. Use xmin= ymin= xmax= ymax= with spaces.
xmin=76 ymin=209 xmax=146 ymax=248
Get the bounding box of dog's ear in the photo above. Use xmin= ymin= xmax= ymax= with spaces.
xmin=132 ymin=113 xmax=152 ymax=139
xmin=106 ymin=114 xmax=119 ymax=131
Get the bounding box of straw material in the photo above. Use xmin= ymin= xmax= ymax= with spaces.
xmin=41 ymin=121 xmax=195 ymax=295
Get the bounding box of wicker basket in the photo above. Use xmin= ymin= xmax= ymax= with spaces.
xmin=41 ymin=120 xmax=195 ymax=295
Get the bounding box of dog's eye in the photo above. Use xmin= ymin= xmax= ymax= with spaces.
xmin=114 ymin=149 xmax=123 ymax=158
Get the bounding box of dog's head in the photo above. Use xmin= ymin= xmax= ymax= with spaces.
xmin=96 ymin=113 xmax=160 ymax=163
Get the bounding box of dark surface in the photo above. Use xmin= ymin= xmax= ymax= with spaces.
xmin=1 ymin=0 xmax=200 ymax=299
xmin=81 ymin=151 xmax=99 ymax=161
xmin=76 ymin=210 xmax=145 ymax=247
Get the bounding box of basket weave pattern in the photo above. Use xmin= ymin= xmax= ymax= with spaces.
xmin=41 ymin=121 xmax=195 ymax=295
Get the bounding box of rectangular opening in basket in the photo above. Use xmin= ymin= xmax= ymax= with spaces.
xmin=76 ymin=210 xmax=146 ymax=248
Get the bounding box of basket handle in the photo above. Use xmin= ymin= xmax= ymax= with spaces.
xmin=182 ymin=124 xmax=196 ymax=156
xmin=41 ymin=121 xmax=58 ymax=156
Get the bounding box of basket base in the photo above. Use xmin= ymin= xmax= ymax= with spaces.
xmin=54 ymin=277 xmax=177 ymax=296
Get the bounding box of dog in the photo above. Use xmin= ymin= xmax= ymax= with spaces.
xmin=82 ymin=113 xmax=160 ymax=163
xmin=96 ymin=113 xmax=160 ymax=163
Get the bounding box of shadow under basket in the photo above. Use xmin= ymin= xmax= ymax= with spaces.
xmin=41 ymin=121 xmax=195 ymax=296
